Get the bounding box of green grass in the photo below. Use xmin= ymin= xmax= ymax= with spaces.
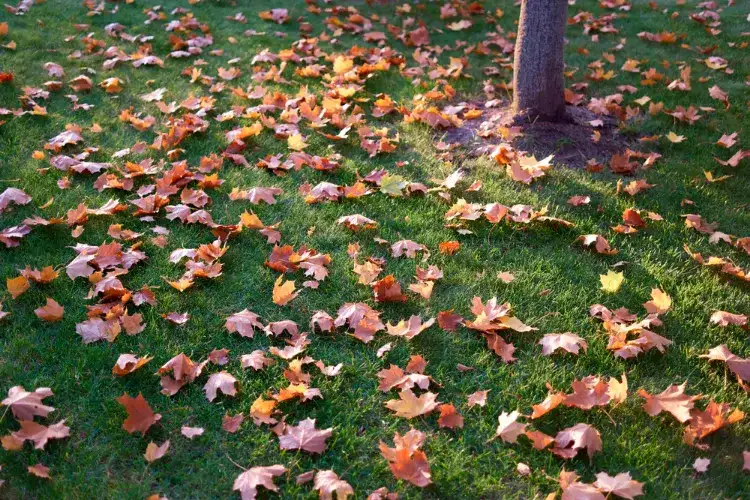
xmin=0 ymin=0 xmax=748 ymax=498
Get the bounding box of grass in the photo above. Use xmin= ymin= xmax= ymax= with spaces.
xmin=0 ymin=0 xmax=748 ymax=498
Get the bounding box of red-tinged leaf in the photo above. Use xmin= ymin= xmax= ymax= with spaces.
xmin=181 ymin=426 xmax=204 ymax=439
xmin=372 ymin=275 xmax=407 ymax=303
xmin=386 ymin=315 xmax=434 ymax=340
xmin=204 ymin=371 xmax=238 ymax=402
xmin=313 ymin=470 xmax=354 ymax=499
xmin=379 ymin=429 xmax=432 ymax=487
xmin=553 ymin=423 xmax=602 ymax=459
xmin=28 ymin=463 xmax=51 ymax=479
xmin=437 ymin=310 xmax=464 ymax=331
xmin=222 ymin=413 xmax=244 ymax=433
xmin=467 ymin=390 xmax=489 ymax=408
xmin=637 ymin=382 xmax=701 ymax=423
xmin=593 ymin=472 xmax=644 ymax=499
xmin=278 ymin=418 xmax=332 ymax=454
xmin=233 ymin=464 xmax=287 ymax=500
xmin=116 ymin=393 xmax=161 ymax=434
xmin=112 ymin=354 xmax=152 ymax=376
xmin=494 ymin=410 xmax=527 ymax=443
xmin=2 ymin=386 xmax=55 ymax=420
xmin=241 ymin=350 xmax=275 ymax=371
xmin=539 ymin=333 xmax=588 ymax=356
xmin=12 ymin=420 xmax=70 ymax=449
xmin=226 ymin=309 xmax=264 ymax=338
xmin=144 ymin=440 xmax=170 ymax=463
xmin=437 ymin=403 xmax=464 ymax=429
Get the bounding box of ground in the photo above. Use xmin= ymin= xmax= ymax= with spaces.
xmin=0 ymin=0 xmax=748 ymax=498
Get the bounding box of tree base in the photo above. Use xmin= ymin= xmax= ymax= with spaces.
xmin=443 ymin=103 xmax=631 ymax=170
xmin=511 ymin=107 xmax=572 ymax=125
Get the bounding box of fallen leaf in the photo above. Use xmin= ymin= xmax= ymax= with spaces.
xmin=233 ymin=464 xmax=286 ymax=500
xmin=278 ymin=418 xmax=332 ymax=454
xmin=117 ymin=393 xmax=161 ymax=434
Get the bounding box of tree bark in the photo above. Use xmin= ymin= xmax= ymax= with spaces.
xmin=512 ymin=0 xmax=569 ymax=122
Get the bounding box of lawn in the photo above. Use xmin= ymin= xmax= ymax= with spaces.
xmin=0 ymin=0 xmax=748 ymax=498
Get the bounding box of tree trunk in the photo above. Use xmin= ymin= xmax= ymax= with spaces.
xmin=512 ymin=0 xmax=568 ymax=122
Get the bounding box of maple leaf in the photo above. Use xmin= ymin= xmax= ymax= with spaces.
xmin=144 ymin=440 xmax=170 ymax=463
xmin=539 ymin=333 xmax=588 ymax=356
xmin=226 ymin=309 xmax=264 ymax=338
xmin=241 ymin=349 xmax=275 ymax=371
xmin=2 ymin=386 xmax=55 ymax=421
xmin=112 ymin=354 xmax=153 ymax=376
xmin=637 ymin=382 xmax=700 ymax=423
xmin=553 ymin=423 xmax=602 ymax=459
xmin=223 ymin=413 xmax=244 ymax=433
xmin=567 ymin=195 xmax=591 ymax=207
xmin=684 ymin=401 xmax=744 ymax=446
xmin=693 ymin=458 xmax=710 ymax=473
xmin=386 ymin=315 xmax=435 ymax=340
xmin=437 ymin=310 xmax=464 ymax=331
xmin=250 ymin=396 xmax=278 ymax=426
xmin=577 ymin=234 xmax=617 ymax=255
xmin=27 ymin=463 xmax=51 ymax=479
xmin=561 ymin=481 xmax=605 ymax=500
xmin=643 ymin=288 xmax=671 ymax=315
xmin=204 ymin=371 xmax=238 ymax=402
xmin=0 ymin=187 xmax=31 ymax=213
xmin=336 ymin=214 xmax=377 ymax=231
xmin=507 ymin=154 xmax=553 ymax=184
xmin=313 ymin=470 xmax=354 ymax=500
xmin=372 ymin=275 xmax=407 ymax=303
xmin=7 ymin=275 xmax=30 ymax=298
xmin=600 ymin=270 xmax=624 ymax=293
xmin=666 ymin=131 xmax=685 ymax=143
xmin=467 ymin=390 xmax=489 ymax=408
xmin=116 ymin=393 xmax=161 ymax=434
xmin=699 ymin=345 xmax=750 ymax=389
xmin=409 ymin=279 xmax=434 ymax=299
xmin=391 ymin=240 xmax=428 ymax=258
xmin=563 ymin=377 xmax=613 ymax=410
xmin=157 ymin=353 xmax=207 ymax=396
xmin=12 ymin=420 xmax=70 ymax=449
xmin=437 ymin=403 xmax=464 ymax=429
xmin=385 ymin=389 xmax=439 ymax=419
xmin=439 ymin=240 xmax=460 ymax=255
xmin=495 ymin=410 xmax=527 ymax=443
xmin=379 ymin=429 xmax=432 ymax=487
xmin=710 ymin=311 xmax=747 ymax=328
xmin=593 ymin=472 xmax=644 ymax=499
xmin=181 ymin=426 xmax=204 ymax=439
xmin=272 ymin=275 xmax=299 ymax=306
xmin=32 ymin=298 xmax=64 ymax=322
xmin=278 ymin=418 xmax=332 ymax=454
xmin=233 ymin=464 xmax=287 ymax=500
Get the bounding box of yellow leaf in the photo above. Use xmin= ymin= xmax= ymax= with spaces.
xmin=666 ymin=131 xmax=686 ymax=143
xmin=600 ymin=270 xmax=624 ymax=293
xmin=333 ymin=56 xmax=353 ymax=75
xmin=379 ymin=174 xmax=407 ymax=197
xmin=272 ymin=275 xmax=299 ymax=306
xmin=645 ymin=288 xmax=672 ymax=314
xmin=287 ymin=134 xmax=308 ymax=151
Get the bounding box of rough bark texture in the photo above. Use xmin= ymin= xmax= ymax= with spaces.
xmin=512 ymin=0 xmax=569 ymax=122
